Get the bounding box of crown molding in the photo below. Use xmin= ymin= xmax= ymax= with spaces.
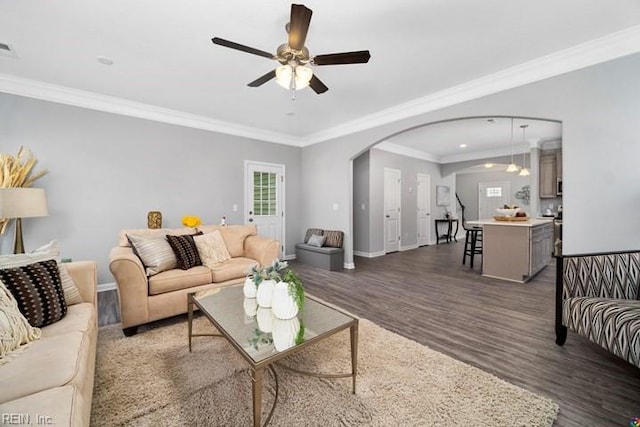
xmin=302 ymin=24 xmax=640 ymax=146
xmin=1 ymin=25 xmax=639 ymax=148
xmin=0 ymin=73 xmax=302 ymax=147
xmin=375 ymin=142 xmax=441 ymax=163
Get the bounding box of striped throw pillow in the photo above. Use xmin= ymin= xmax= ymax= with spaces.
xmin=127 ymin=234 xmax=178 ymax=276
xmin=323 ymin=230 xmax=344 ymax=248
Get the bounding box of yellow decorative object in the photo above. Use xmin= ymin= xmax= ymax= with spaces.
xmin=147 ymin=211 xmax=162 ymax=229
xmin=0 ymin=146 xmax=48 ymax=235
xmin=181 ymin=215 xmax=202 ymax=228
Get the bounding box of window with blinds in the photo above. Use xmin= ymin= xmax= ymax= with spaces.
xmin=253 ymin=172 xmax=277 ymax=216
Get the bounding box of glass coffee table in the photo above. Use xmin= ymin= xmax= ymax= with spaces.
xmin=187 ymin=285 xmax=358 ymax=427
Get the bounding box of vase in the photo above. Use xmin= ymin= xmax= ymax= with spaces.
xmin=256 ymin=279 xmax=275 ymax=308
xmin=147 ymin=211 xmax=162 ymax=229
xmin=243 ymin=276 xmax=257 ymax=298
xmin=272 ymin=317 xmax=301 ymax=352
xmin=271 ymin=281 xmax=299 ymax=320
xmin=243 ymin=298 xmax=257 ymax=317
xmin=256 ymin=307 xmax=274 ymax=333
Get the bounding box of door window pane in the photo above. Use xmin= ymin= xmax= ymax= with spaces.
xmin=486 ymin=187 xmax=502 ymax=198
xmin=253 ymin=171 xmax=277 ymax=216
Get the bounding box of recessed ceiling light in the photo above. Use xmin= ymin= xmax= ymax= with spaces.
xmin=485 ymin=163 xmax=494 ymax=168
xmin=97 ymin=56 xmax=114 ymax=65
xmin=459 ymin=144 xmax=467 ymax=148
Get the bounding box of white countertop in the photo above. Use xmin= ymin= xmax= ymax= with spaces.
xmin=467 ymin=218 xmax=553 ymax=227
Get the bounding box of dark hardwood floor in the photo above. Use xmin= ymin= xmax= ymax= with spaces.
xmin=289 ymin=242 xmax=640 ymax=427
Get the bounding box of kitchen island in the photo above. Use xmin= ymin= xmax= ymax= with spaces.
xmin=467 ymin=218 xmax=554 ymax=283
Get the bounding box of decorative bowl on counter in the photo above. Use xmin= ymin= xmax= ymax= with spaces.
xmin=495 ymin=207 xmax=522 ymax=217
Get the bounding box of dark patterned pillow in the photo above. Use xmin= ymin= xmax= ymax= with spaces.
xmin=304 ymin=228 xmax=324 ymax=243
xmin=0 ymin=259 xmax=67 ymax=327
xmin=166 ymin=233 xmax=203 ymax=270
xmin=323 ymin=230 xmax=344 ymax=248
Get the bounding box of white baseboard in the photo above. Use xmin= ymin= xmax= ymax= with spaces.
xmin=353 ymin=250 xmax=386 ymax=258
xmin=282 ymin=254 xmax=297 ymax=261
xmin=400 ymin=243 xmax=419 ymax=252
xmin=343 ymin=262 xmax=355 ymax=269
xmin=97 ymin=282 xmax=117 ymax=293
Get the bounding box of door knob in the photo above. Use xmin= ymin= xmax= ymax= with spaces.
xmin=386 ymin=215 xmax=390 ymax=218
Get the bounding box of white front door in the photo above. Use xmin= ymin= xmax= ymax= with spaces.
xmin=417 ymin=173 xmax=431 ymax=246
xmin=478 ymin=181 xmax=511 ymax=220
xmin=245 ymin=161 xmax=284 ymax=257
xmin=384 ymin=168 xmax=401 ymax=253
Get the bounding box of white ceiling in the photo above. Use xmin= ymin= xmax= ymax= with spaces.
xmin=1 ymin=1 xmax=639 ymax=159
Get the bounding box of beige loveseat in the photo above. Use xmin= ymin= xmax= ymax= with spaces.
xmin=109 ymin=224 xmax=279 ymax=336
xmin=0 ymin=260 xmax=98 ymax=426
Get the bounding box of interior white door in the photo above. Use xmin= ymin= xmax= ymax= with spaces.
xmin=245 ymin=161 xmax=284 ymax=257
xmin=384 ymin=168 xmax=401 ymax=253
xmin=417 ymin=173 xmax=431 ymax=246
xmin=478 ymin=181 xmax=511 ymax=219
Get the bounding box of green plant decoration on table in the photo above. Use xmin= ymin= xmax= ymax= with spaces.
xmin=249 ymin=259 xmax=289 ymax=286
xmin=282 ymin=268 xmax=305 ymax=312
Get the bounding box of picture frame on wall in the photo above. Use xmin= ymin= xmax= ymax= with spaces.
xmin=436 ymin=185 xmax=450 ymax=206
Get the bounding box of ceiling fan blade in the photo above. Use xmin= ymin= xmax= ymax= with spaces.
xmin=288 ymin=4 xmax=313 ymax=51
xmin=247 ymin=70 xmax=277 ymax=87
xmin=309 ymin=75 xmax=329 ymax=94
xmin=313 ymin=50 xmax=371 ymax=66
xmin=212 ymin=37 xmax=274 ymax=60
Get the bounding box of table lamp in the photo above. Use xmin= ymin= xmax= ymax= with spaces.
xmin=0 ymin=188 xmax=49 ymax=254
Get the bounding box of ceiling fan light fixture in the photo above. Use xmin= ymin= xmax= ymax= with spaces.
xmin=275 ymin=64 xmax=313 ymax=90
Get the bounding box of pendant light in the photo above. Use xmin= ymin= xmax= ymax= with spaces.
xmin=506 ymin=118 xmax=519 ymax=172
xmin=519 ymin=124 xmax=530 ymax=176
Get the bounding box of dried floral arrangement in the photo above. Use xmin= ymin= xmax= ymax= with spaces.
xmin=0 ymin=146 xmax=48 ymax=234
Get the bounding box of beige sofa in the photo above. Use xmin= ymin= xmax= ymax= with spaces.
xmin=109 ymin=224 xmax=279 ymax=336
xmin=0 ymin=261 xmax=98 ymax=426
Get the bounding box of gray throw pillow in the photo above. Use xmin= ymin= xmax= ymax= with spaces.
xmin=307 ymin=234 xmax=326 ymax=248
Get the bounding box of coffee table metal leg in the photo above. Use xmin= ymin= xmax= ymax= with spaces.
xmin=187 ymin=294 xmax=193 ymax=353
xmin=252 ymin=367 xmax=264 ymax=427
xmin=351 ymin=321 xmax=358 ymax=394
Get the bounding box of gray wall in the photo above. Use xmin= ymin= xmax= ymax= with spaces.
xmin=456 ymin=170 xmax=532 ymax=221
xmin=0 ymin=94 xmax=302 ymax=283
xmin=301 ymin=52 xmax=640 ymax=263
xmin=368 ymin=149 xmax=452 ymax=252
xmin=352 ymin=151 xmax=370 ymax=253
xmin=352 ymin=148 xmax=453 ymax=254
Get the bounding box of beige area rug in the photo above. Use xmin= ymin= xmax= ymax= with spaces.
xmin=92 ymin=316 xmax=558 ymax=426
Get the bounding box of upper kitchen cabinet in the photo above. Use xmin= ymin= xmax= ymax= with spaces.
xmin=540 ymin=150 xmax=562 ymax=198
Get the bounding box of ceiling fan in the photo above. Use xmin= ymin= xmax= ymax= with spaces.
xmin=212 ymin=3 xmax=371 ymax=95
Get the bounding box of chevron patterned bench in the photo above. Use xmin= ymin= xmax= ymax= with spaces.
xmin=555 ymin=250 xmax=640 ymax=368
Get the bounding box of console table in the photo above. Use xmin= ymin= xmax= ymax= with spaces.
xmin=435 ymin=218 xmax=459 ymax=244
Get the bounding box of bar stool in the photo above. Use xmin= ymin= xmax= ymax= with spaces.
xmin=462 ymin=225 xmax=483 ymax=269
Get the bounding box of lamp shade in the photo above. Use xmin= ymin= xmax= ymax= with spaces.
xmin=0 ymin=188 xmax=48 ymax=219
